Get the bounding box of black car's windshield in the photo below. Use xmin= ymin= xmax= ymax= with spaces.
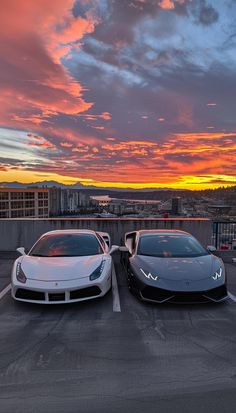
xmin=29 ymin=233 xmax=103 ymax=257
xmin=137 ymin=234 xmax=209 ymax=258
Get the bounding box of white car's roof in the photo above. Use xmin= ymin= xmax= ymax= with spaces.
xmin=41 ymin=229 xmax=97 ymax=237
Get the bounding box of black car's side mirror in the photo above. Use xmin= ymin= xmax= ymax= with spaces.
xmin=207 ymin=245 xmax=217 ymax=253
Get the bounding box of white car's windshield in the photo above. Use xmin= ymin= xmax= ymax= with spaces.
xmin=138 ymin=234 xmax=209 ymax=258
xmin=29 ymin=234 xmax=103 ymax=257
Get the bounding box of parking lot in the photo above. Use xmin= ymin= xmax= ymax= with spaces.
xmin=0 ymin=253 xmax=236 ymax=413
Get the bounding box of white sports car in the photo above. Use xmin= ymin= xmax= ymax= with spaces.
xmin=11 ymin=229 xmax=119 ymax=304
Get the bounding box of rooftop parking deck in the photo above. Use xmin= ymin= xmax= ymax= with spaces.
xmin=0 ymin=252 xmax=236 ymax=413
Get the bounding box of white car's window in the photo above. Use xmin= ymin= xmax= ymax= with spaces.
xmin=96 ymin=233 xmax=107 ymax=250
xmin=29 ymin=234 xmax=103 ymax=257
xmin=138 ymin=235 xmax=209 ymax=258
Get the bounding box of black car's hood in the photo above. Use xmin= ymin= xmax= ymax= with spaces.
xmin=131 ymin=254 xmax=222 ymax=281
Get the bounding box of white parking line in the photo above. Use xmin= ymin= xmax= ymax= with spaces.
xmin=0 ymin=283 xmax=11 ymax=300
xmin=112 ymin=263 xmax=121 ymax=312
xmin=228 ymin=291 xmax=236 ymax=303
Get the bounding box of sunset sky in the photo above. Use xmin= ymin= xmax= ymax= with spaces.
xmin=0 ymin=0 xmax=236 ymax=189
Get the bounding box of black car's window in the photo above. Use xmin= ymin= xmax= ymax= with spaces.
xmin=137 ymin=235 xmax=208 ymax=258
xmin=29 ymin=234 xmax=103 ymax=257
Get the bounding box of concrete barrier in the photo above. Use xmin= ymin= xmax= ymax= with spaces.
xmin=0 ymin=218 xmax=212 ymax=251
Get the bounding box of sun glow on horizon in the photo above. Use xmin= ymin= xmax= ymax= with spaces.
xmin=0 ymin=170 xmax=235 ymax=191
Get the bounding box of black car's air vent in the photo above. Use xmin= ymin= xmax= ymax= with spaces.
xmin=141 ymin=286 xmax=172 ymax=302
xmin=204 ymin=285 xmax=228 ymax=301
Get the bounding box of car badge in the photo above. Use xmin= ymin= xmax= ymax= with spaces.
xmin=185 ymin=281 xmax=190 ymax=286
xmin=55 ymin=282 xmax=58 ymax=286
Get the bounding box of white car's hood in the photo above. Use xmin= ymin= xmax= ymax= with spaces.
xmin=21 ymin=255 xmax=105 ymax=281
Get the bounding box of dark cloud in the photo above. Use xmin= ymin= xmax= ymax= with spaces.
xmin=203 ymin=179 xmax=236 ymax=184
xmin=90 ymin=0 xmax=189 ymax=48
xmin=191 ymin=0 xmax=219 ymax=25
xmin=72 ymin=1 xmax=90 ymax=18
xmin=164 ymin=153 xmax=205 ymax=163
xmin=199 ymin=2 xmax=219 ymax=25
xmin=0 ymin=157 xmax=23 ymax=165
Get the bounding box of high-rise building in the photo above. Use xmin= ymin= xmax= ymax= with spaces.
xmin=0 ymin=188 xmax=49 ymax=218
xmin=49 ymin=187 xmax=62 ymax=216
xmin=171 ymin=197 xmax=182 ymax=215
xmin=60 ymin=189 xmax=97 ymax=214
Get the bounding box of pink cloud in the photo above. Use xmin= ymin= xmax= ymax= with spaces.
xmin=91 ymin=126 xmax=105 ymax=130
xmin=60 ymin=142 xmax=73 ymax=148
xmin=0 ymin=0 xmax=97 ymax=131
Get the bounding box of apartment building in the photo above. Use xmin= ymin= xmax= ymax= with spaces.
xmin=0 ymin=188 xmax=49 ymax=218
xmin=60 ymin=189 xmax=97 ymax=214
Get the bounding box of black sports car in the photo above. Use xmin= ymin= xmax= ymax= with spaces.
xmin=122 ymin=230 xmax=228 ymax=304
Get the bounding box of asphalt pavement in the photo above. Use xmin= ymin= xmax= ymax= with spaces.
xmin=0 ymin=253 xmax=236 ymax=413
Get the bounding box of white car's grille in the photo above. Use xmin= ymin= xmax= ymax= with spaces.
xmin=15 ymin=286 xmax=102 ymax=302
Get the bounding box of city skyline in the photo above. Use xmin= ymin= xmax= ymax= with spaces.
xmin=0 ymin=0 xmax=236 ymax=190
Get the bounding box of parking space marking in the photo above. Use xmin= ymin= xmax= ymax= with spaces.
xmin=228 ymin=291 xmax=236 ymax=303
xmin=112 ymin=263 xmax=121 ymax=312
xmin=0 ymin=283 xmax=11 ymax=300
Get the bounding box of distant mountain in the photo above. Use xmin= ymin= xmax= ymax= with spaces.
xmin=1 ymin=181 xmax=235 ymax=203
xmin=1 ymin=181 xmax=236 ymax=201
xmin=0 ymin=180 xmax=176 ymax=192
xmin=0 ymin=181 xmax=28 ymax=188
xmin=0 ymin=180 xmax=82 ymax=189
xmin=27 ymin=180 xmax=68 ymax=188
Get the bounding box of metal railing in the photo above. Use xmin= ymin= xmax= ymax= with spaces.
xmin=212 ymin=222 xmax=236 ymax=250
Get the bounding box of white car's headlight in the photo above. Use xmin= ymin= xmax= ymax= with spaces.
xmin=140 ymin=268 xmax=159 ymax=281
xmin=212 ymin=267 xmax=223 ymax=281
xmin=16 ymin=262 xmax=27 ymax=283
xmin=90 ymin=260 xmax=106 ymax=281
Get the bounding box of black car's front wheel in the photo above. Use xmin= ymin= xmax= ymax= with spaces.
xmin=127 ymin=269 xmax=140 ymax=298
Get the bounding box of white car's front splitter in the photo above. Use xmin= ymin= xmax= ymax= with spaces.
xmin=11 ymin=272 xmax=111 ymax=304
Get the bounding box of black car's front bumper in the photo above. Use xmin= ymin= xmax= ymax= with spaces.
xmin=140 ymin=284 xmax=228 ymax=304
xmin=130 ymin=276 xmax=228 ymax=304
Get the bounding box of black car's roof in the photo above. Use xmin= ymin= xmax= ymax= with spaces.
xmin=137 ymin=230 xmax=190 ymax=237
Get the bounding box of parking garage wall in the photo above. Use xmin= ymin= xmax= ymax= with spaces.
xmin=0 ymin=218 xmax=212 ymax=251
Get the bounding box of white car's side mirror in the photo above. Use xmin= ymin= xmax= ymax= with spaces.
xmin=109 ymin=245 xmax=120 ymax=254
xmin=207 ymin=245 xmax=216 ymax=252
xmin=16 ymin=247 xmax=26 ymax=255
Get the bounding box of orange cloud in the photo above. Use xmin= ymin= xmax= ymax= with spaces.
xmin=159 ymin=0 xmax=190 ymax=9
xmin=159 ymin=0 xmax=175 ymax=10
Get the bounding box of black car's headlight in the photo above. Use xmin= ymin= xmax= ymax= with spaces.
xmin=140 ymin=268 xmax=159 ymax=281
xmin=212 ymin=267 xmax=223 ymax=281
xmin=16 ymin=262 xmax=27 ymax=283
xmin=90 ymin=260 xmax=106 ymax=281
